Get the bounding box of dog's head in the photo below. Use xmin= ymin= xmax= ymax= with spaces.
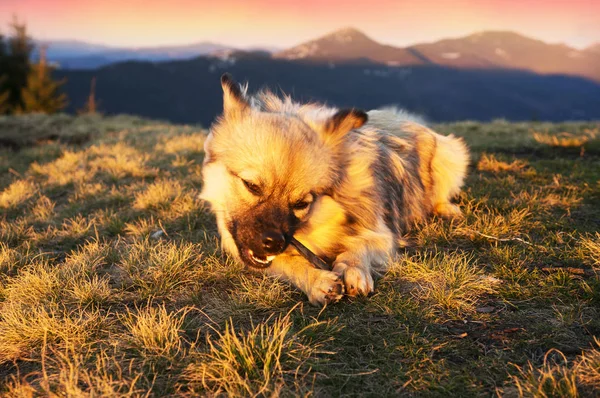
xmin=200 ymin=74 xmax=367 ymax=268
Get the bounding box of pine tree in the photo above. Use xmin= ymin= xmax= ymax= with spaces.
xmin=0 ymin=31 xmax=6 ymax=62
xmin=19 ymin=46 xmax=68 ymax=114
xmin=0 ymin=32 xmax=10 ymax=114
xmin=78 ymin=77 xmax=100 ymax=115
xmin=5 ymin=17 xmax=33 ymax=111
xmin=0 ymin=80 xmax=9 ymax=114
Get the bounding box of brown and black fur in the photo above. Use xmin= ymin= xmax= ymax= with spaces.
xmin=201 ymin=74 xmax=469 ymax=306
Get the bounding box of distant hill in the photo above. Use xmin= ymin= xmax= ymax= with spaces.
xmin=276 ymin=28 xmax=600 ymax=83
xmin=586 ymin=43 xmax=600 ymax=54
xmin=37 ymin=40 xmax=115 ymax=58
xmin=44 ymin=29 xmax=600 ymax=81
xmin=274 ymin=27 xmax=422 ymax=66
xmin=39 ymin=40 xmax=236 ymax=69
xmin=409 ymin=31 xmax=600 ymax=82
xmin=56 ymin=52 xmax=600 ymax=125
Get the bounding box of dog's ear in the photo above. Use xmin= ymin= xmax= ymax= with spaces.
xmin=321 ymin=108 xmax=368 ymax=143
xmin=221 ymin=73 xmax=249 ymax=117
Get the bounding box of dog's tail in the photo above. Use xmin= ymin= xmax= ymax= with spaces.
xmin=368 ymin=106 xmax=427 ymax=126
xmin=368 ymin=106 xmax=469 ymax=218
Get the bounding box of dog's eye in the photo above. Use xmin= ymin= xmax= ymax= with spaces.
xmin=241 ymin=179 xmax=261 ymax=195
xmin=293 ymin=200 xmax=310 ymax=210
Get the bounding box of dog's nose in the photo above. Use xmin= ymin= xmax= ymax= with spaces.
xmin=261 ymin=230 xmax=286 ymax=254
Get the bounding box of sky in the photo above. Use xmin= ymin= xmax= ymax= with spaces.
xmin=0 ymin=0 xmax=599 ymax=49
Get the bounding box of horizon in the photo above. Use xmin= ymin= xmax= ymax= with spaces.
xmin=28 ymin=27 xmax=599 ymax=52
xmin=1 ymin=0 xmax=599 ymax=50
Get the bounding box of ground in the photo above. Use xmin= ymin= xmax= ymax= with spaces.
xmin=0 ymin=114 xmax=599 ymax=397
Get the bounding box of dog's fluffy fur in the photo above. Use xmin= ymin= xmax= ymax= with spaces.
xmin=201 ymin=74 xmax=469 ymax=306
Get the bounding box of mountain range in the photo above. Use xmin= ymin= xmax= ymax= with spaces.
xmin=275 ymin=28 xmax=600 ymax=83
xmin=53 ymin=28 xmax=600 ymax=124
xmin=47 ymin=28 xmax=600 ymax=84
xmin=40 ymin=40 xmax=238 ymax=69
xmin=586 ymin=43 xmax=600 ymax=54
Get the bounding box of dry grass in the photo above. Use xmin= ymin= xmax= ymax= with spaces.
xmin=1 ymin=115 xmax=599 ymax=396
xmin=134 ymin=179 xmax=187 ymax=211
xmin=478 ymin=153 xmax=528 ymax=173
xmin=506 ymin=350 xmax=579 ymax=398
xmin=577 ymin=340 xmax=600 ymax=392
xmin=182 ymin=310 xmax=334 ymax=396
xmin=0 ymin=179 xmax=36 ymax=209
xmin=0 ymin=304 xmax=104 ymax=364
xmin=230 ymin=275 xmax=295 ymax=310
xmin=3 ymin=261 xmax=61 ymax=305
xmin=29 ymin=150 xmax=88 ymax=186
xmin=5 ymin=344 xmax=145 ymax=397
xmin=118 ymin=239 xmax=201 ymax=298
xmin=0 ymin=242 xmax=28 ymax=274
xmin=532 ymin=129 xmax=598 ymax=148
xmin=154 ymin=131 xmax=206 ymax=155
xmin=121 ymin=304 xmax=191 ymax=360
xmin=581 ymin=233 xmax=600 ymax=267
xmin=505 ymin=340 xmax=600 ymax=397
xmin=32 ymin=195 xmax=56 ymax=221
xmin=391 ymin=252 xmax=500 ymax=315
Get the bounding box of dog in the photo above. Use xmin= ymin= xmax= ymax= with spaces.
xmin=200 ymin=74 xmax=469 ymax=306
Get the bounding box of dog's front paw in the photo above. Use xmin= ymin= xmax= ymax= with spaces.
xmin=332 ymin=263 xmax=374 ymax=297
xmin=308 ymin=271 xmax=345 ymax=306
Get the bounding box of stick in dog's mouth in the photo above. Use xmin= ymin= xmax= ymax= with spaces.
xmin=290 ymin=237 xmax=331 ymax=271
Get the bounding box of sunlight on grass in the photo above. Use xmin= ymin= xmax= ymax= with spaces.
xmin=182 ymin=310 xmax=335 ymax=396
xmin=68 ymin=274 xmax=113 ymax=306
xmin=155 ymin=132 xmax=206 ymax=155
xmin=133 ymin=179 xmax=199 ymax=218
xmin=459 ymin=207 xmax=533 ymax=240
xmin=505 ymin=341 xmax=600 ymax=397
xmin=134 ymin=179 xmax=183 ymax=210
xmin=507 ymin=350 xmax=579 ymax=398
xmin=231 ymin=275 xmax=295 ymax=310
xmin=118 ymin=239 xmax=202 ymax=298
xmin=30 ymin=150 xmax=87 ymax=185
xmin=32 ymin=195 xmax=56 ymax=220
xmin=4 ymin=344 xmax=144 ymax=397
xmin=477 ymin=153 xmax=528 ymax=173
xmin=0 ymin=304 xmax=104 ymax=364
xmin=1 ymin=115 xmax=599 ymax=396
xmin=71 ymin=181 xmax=107 ymax=202
xmin=533 ymin=129 xmax=598 ymax=148
xmin=121 ymin=304 xmax=191 ymax=360
xmin=3 ymin=261 xmax=61 ymax=305
xmin=88 ymin=143 xmax=158 ymax=180
xmin=577 ymin=340 xmax=600 ymax=393
xmin=0 ymin=218 xmax=34 ymax=246
xmin=391 ymin=252 xmax=500 ymax=315
xmin=0 ymin=242 xmax=27 ymax=274
xmin=581 ymin=233 xmax=600 ymax=267
xmin=0 ymin=179 xmax=36 ymax=209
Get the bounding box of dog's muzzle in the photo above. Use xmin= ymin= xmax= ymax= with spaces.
xmin=241 ymin=230 xmax=288 ymax=269
xmin=261 ymin=230 xmax=286 ymax=254
xmin=245 ymin=249 xmax=277 ymax=268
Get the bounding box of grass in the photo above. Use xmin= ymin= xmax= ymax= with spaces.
xmin=0 ymin=114 xmax=599 ymax=396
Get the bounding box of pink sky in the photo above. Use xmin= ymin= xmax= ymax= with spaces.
xmin=1 ymin=0 xmax=598 ymax=49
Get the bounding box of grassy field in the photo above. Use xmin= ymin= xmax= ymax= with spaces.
xmin=1 ymin=114 xmax=599 ymax=397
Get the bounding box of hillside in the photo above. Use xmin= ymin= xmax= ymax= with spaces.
xmin=1 ymin=115 xmax=599 ymax=395
xmin=56 ymin=54 xmax=600 ymax=126
xmin=41 ymin=40 xmax=235 ymax=69
xmin=587 ymin=43 xmax=600 ymax=54
xmin=51 ymin=28 xmax=600 ymax=125
xmin=49 ymin=28 xmax=600 ymax=84
xmin=409 ymin=31 xmax=600 ymax=82
xmin=274 ymin=27 xmax=422 ymax=65
xmin=276 ymin=28 xmax=600 ymax=83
